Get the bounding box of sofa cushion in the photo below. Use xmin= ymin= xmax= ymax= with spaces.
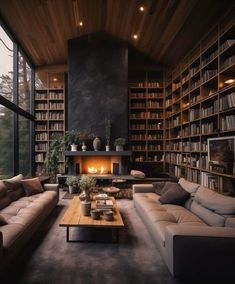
xmin=0 ymin=181 xmax=7 ymax=198
xmin=3 ymin=174 xmax=24 ymax=191
xmin=190 ymin=200 xmax=225 ymax=227
xmin=130 ymin=170 xmax=145 ymax=179
xmin=159 ymin=183 xmax=190 ymax=205
xmin=0 ymin=195 xmax=12 ymax=210
xmin=152 ymin=182 xmax=166 ymax=195
xmin=21 ymin=177 xmax=44 ymax=196
xmin=0 ymin=214 xmax=8 ymax=226
xmin=225 ymin=217 xmax=235 ymax=227
xmin=178 ymin=177 xmax=200 ymax=195
xmin=195 ymin=186 xmax=235 ymax=215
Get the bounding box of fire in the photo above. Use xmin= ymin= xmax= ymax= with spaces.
xmin=88 ymin=166 xmax=104 ymax=174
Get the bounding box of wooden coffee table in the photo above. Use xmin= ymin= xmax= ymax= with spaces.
xmin=59 ymin=196 xmax=124 ymax=242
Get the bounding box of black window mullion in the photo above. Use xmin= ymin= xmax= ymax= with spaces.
xmin=31 ymin=70 xmax=35 ymax=175
xmin=13 ymin=43 xmax=18 ymax=175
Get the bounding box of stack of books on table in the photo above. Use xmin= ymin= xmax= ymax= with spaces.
xmin=96 ymin=199 xmax=113 ymax=210
xmin=95 ymin=193 xmax=109 ymax=200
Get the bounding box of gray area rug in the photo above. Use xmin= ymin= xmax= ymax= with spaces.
xmin=2 ymin=198 xmax=179 ymax=284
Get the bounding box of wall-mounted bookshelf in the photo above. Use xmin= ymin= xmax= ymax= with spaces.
xmin=128 ymin=71 xmax=164 ymax=169
xmin=34 ymin=72 xmax=66 ymax=176
xmin=164 ymin=10 xmax=235 ymax=195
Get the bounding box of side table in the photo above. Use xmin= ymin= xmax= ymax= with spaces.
xmin=102 ymin=186 xmax=120 ymax=198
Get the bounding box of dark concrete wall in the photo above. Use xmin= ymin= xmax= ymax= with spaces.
xmin=68 ymin=34 xmax=128 ymax=149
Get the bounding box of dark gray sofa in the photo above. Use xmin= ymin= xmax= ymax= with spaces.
xmin=133 ymin=178 xmax=235 ymax=280
xmin=0 ymin=174 xmax=59 ymax=272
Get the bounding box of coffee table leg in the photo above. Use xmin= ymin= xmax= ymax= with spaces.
xmin=116 ymin=229 xmax=119 ymax=243
xmin=66 ymin=227 xmax=70 ymax=242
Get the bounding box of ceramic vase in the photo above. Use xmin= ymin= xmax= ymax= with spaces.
xmin=105 ymin=145 xmax=110 ymax=151
xmin=116 ymin=145 xmax=123 ymax=151
xmin=93 ymin=137 xmax=101 ymax=151
xmin=81 ymin=142 xmax=87 ymax=151
xmin=71 ymin=144 xmax=77 ymax=151
xmin=81 ymin=201 xmax=91 ymax=216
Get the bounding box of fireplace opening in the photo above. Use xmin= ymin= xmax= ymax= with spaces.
xmin=81 ymin=156 xmax=111 ymax=174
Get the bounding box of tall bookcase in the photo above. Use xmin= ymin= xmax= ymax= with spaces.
xmin=128 ymin=71 xmax=164 ymax=174
xmin=165 ymin=10 xmax=235 ymax=194
xmin=34 ymin=72 xmax=66 ymax=176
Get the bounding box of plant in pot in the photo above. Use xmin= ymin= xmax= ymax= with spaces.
xmin=79 ymin=175 xmax=97 ymax=216
xmin=114 ymin=137 xmax=126 ymax=151
xmin=105 ymin=119 xmax=111 ymax=151
xmin=66 ymin=176 xmax=80 ymax=194
xmin=63 ymin=130 xmax=80 ymax=151
xmin=44 ymin=135 xmax=63 ymax=183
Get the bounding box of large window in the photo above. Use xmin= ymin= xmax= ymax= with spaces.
xmin=0 ymin=22 xmax=34 ymax=178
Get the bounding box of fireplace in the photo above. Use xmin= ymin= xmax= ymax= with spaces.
xmin=65 ymin=151 xmax=132 ymax=175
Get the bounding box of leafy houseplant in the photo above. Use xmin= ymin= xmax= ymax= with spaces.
xmin=44 ymin=136 xmax=63 ymax=183
xmin=79 ymin=174 xmax=96 ymax=201
xmin=66 ymin=176 xmax=80 ymax=194
xmin=63 ymin=130 xmax=80 ymax=151
xmin=105 ymin=119 xmax=111 ymax=151
xmin=114 ymin=137 xmax=126 ymax=151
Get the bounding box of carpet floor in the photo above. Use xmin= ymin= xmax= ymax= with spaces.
xmin=1 ymin=196 xmax=180 ymax=284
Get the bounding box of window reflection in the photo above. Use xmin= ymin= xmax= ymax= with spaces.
xmin=0 ymin=26 xmax=13 ymax=102
xmin=19 ymin=115 xmax=31 ymax=176
xmin=18 ymin=51 xmax=32 ymax=112
xmin=0 ymin=105 xmax=14 ymax=178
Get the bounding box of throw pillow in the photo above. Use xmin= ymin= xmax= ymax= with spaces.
xmin=152 ymin=182 xmax=166 ymax=195
xmin=3 ymin=174 xmax=24 ymax=191
xmin=130 ymin=170 xmax=145 ymax=179
xmin=0 ymin=214 xmax=8 ymax=226
xmin=178 ymin=177 xmax=200 ymax=194
xmin=159 ymin=183 xmax=190 ymax=205
xmin=21 ymin=177 xmax=44 ymax=196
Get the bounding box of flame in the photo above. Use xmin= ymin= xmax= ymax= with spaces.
xmin=88 ymin=166 xmax=104 ymax=174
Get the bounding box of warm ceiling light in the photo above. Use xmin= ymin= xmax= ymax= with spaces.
xmin=140 ymin=6 xmax=144 ymax=12
xmin=133 ymin=34 xmax=138 ymax=40
xmin=53 ymin=77 xmax=58 ymax=82
xmin=79 ymin=22 xmax=83 ymax=26
xmin=225 ymin=79 xmax=235 ymax=84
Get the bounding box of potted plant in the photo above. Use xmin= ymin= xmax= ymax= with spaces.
xmin=114 ymin=137 xmax=126 ymax=151
xmin=63 ymin=130 xmax=80 ymax=151
xmin=79 ymin=175 xmax=97 ymax=216
xmin=66 ymin=176 xmax=80 ymax=194
xmin=44 ymin=135 xmax=63 ymax=183
xmin=105 ymin=119 xmax=111 ymax=151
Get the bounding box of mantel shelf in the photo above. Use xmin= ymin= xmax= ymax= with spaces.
xmin=65 ymin=151 xmax=132 ymax=156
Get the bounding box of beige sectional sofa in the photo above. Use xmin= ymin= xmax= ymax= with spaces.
xmin=0 ymin=174 xmax=59 ymax=272
xmin=133 ymin=178 xmax=235 ymax=280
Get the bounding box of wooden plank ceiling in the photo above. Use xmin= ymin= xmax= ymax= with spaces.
xmin=0 ymin=0 xmax=233 ymax=68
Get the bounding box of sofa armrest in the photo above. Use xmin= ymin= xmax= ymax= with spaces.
xmin=165 ymin=225 xmax=235 ymax=279
xmin=43 ymin=183 xmax=59 ymax=193
xmin=132 ymin=184 xmax=155 ymax=194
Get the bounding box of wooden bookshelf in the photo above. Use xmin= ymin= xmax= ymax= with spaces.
xmin=128 ymin=71 xmax=164 ymax=166
xmin=164 ymin=10 xmax=235 ymax=194
xmin=34 ymin=72 xmax=66 ymax=176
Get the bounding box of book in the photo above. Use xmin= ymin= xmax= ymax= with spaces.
xmin=95 ymin=193 xmax=108 ymax=200
xmin=96 ymin=199 xmax=113 ymax=209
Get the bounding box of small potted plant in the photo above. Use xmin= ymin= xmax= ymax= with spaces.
xmin=79 ymin=175 xmax=97 ymax=216
xmin=66 ymin=176 xmax=80 ymax=194
xmin=105 ymin=119 xmax=111 ymax=151
xmin=114 ymin=137 xmax=126 ymax=151
xmin=63 ymin=130 xmax=80 ymax=151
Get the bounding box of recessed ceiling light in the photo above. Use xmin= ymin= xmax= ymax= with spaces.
xmin=79 ymin=21 xmax=83 ymax=26
xmin=53 ymin=77 xmax=58 ymax=82
xmin=133 ymin=34 xmax=138 ymax=40
xmin=225 ymin=79 xmax=235 ymax=84
xmin=140 ymin=6 xmax=144 ymax=12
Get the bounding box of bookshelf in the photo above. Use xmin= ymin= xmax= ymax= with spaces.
xmin=34 ymin=72 xmax=66 ymax=176
xmin=128 ymin=71 xmax=164 ymax=169
xmin=165 ymin=11 xmax=235 ymax=195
